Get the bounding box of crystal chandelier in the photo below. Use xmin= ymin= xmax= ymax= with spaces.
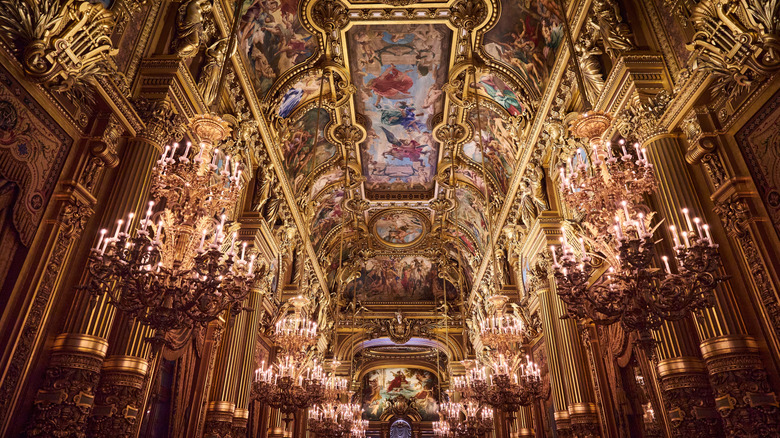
xmin=85 ymin=115 xmax=257 ymax=334
xmin=559 ymin=112 xmax=657 ymax=237
xmin=251 ymin=296 xmax=325 ymax=418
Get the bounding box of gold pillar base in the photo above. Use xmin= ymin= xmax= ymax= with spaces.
xmin=86 ymin=355 xmax=149 ymax=438
xmin=203 ymin=401 xmax=236 ymax=438
xmin=657 ymin=357 xmax=725 ymax=438
xmin=568 ymin=403 xmax=600 ymax=437
xmin=700 ymin=335 xmax=780 ymax=436
xmin=26 ymin=334 xmax=109 ymax=437
xmin=554 ymin=410 xmax=573 ymax=437
xmin=516 ymin=427 xmax=535 ymax=437
xmin=232 ymin=408 xmax=249 ymax=438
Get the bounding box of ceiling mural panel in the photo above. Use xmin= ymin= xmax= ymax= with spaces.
xmin=239 ymin=0 xmax=317 ymax=96
xmin=461 ymin=105 xmax=517 ymax=194
xmin=278 ymin=74 xmax=330 ymax=118
xmin=482 ymin=0 xmax=563 ymax=97
xmin=454 ymin=187 xmax=487 ymax=252
xmin=362 ymin=368 xmax=439 ymax=421
xmin=345 ymin=255 xmax=454 ymax=302
xmin=472 ymin=72 xmax=528 ymax=116
xmin=309 ymin=167 xmax=344 ymax=200
xmin=346 ymin=23 xmax=452 ymax=199
xmin=310 ymin=188 xmax=344 ymax=251
xmin=280 ymin=107 xmax=337 ymax=191
xmin=371 ymin=208 xmax=428 ymax=248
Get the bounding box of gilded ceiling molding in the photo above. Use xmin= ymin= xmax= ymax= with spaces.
xmin=467 ymin=0 xmax=593 ymax=304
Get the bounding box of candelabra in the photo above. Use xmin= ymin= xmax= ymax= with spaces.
xmin=551 ymin=204 xmax=723 ymax=351
xmin=85 ymin=126 xmax=256 ymax=334
xmin=251 ymin=296 xmax=325 ymax=419
xmin=551 ymin=111 xmax=723 ymax=351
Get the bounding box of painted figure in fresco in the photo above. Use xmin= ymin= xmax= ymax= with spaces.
xmin=387 ymin=370 xmax=409 ymax=392
xmin=380 ymin=102 xmax=425 ymax=132
xmin=380 ymin=127 xmax=429 ymax=167
xmin=239 ymin=0 xmax=314 ymax=94
xmin=367 ymin=65 xmax=415 ymax=107
xmin=478 ymin=74 xmax=525 ymax=116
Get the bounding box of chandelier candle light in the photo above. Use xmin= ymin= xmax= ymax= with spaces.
xmin=86 ymin=137 xmax=255 ymax=334
xmin=251 ymin=295 xmax=326 ymax=426
xmin=551 ymin=201 xmax=723 ymax=351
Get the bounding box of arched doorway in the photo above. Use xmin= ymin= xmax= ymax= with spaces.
xmin=390 ymin=419 xmax=412 ymax=438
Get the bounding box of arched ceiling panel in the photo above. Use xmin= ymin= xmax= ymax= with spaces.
xmin=239 ymin=0 xmax=318 ymax=96
xmin=481 ymin=0 xmax=564 ymax=97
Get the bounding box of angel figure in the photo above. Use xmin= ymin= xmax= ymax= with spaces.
xmin=380 ymin=127 xmax=429 ymax=167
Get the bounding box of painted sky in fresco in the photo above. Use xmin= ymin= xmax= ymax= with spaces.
xmin=362 ymin=368 xmax=439 ymax=421
xmin=374 ymin=210 xmax=425 ymax=246
xmin=347 ymin=24 xmax=451 ymax=196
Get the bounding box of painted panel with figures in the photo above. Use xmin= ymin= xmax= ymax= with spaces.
xmin=347 ymin=23 xmax=452 ymax=197
xmin=362 ymin=368 xmax=439 ymax=421
xmin=483 ymin=0 xmax=563 ymax=97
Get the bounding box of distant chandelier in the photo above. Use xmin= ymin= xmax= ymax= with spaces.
xmin=86 ymin=114 xmax=256 ymax=334
xmin=252 ymin=296 xmax=325 ymax=417
xmin=474 ymin=296 xmax=543 ymax=410
xmin=434 ymin=397 xmax=494 ymax=438
xmin=307 ymin=362 xmax=366 ymax=438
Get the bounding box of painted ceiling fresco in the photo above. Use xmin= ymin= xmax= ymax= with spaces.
xmin=362 ymin=368 xmax=439 ymax=421
xmin=483 ymin=0 xmax=564 ymax=96
xmin=278 ymin=74 xmax=330 ymax=118
xmin=310 ymin=188 xmax=344 ymax=251
xmin=461 ymin=105 xmax=517 ymax=194
xmin=244 ymin=0 xmax=567 ymax=307
xmin=372 ymin=209 xmax=428 ymax=247
xmin=346 ymin=24 xmax=452 ymax=198
xmin=280 ymin=107 xmax=337 ymax=192
xmin=455 ymin=187 xmax=487 ymax=252
xmin=344 ymin=255 xmax=454 ymax=302
xmin=239 ymin=0 xmax=316 ymax=96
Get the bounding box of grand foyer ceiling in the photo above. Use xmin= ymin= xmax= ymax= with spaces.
xmin=237 ymin=0 xmax=566 ymax=307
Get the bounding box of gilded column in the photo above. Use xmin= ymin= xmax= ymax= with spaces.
xmin=643 ymin=130 xmax=725 ymax=438
xmin=516 ymin=406 xmax=535 ymax=437
xmin=25 ymin=101 xmax=181 ymax=437
xmin=86 ymin=316 xmax=154 ymax=438
xmin=233 ymin=284 xmax=266 ymax=437
xmin=653 ymin=320 xmax=724 ymax=437
xmin=203 ymin=310 xmax=247 ymax=437
xmin=531 ymin=254 xmax=572 ymax=437
xmin=644 ymin=133 xmax=779 ymax=436
xmin=548 ymin=282 xmax=601 ymax=437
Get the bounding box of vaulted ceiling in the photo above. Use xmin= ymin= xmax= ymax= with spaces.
xmin=238 ymin=0 xmax=566 ymax=308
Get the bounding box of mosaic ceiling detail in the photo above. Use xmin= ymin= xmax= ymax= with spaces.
xmin=240 ymin=0 xmax=566 ymax=304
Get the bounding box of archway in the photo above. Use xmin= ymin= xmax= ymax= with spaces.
xmin=390 ymin=419 xmax=411 ymax=438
